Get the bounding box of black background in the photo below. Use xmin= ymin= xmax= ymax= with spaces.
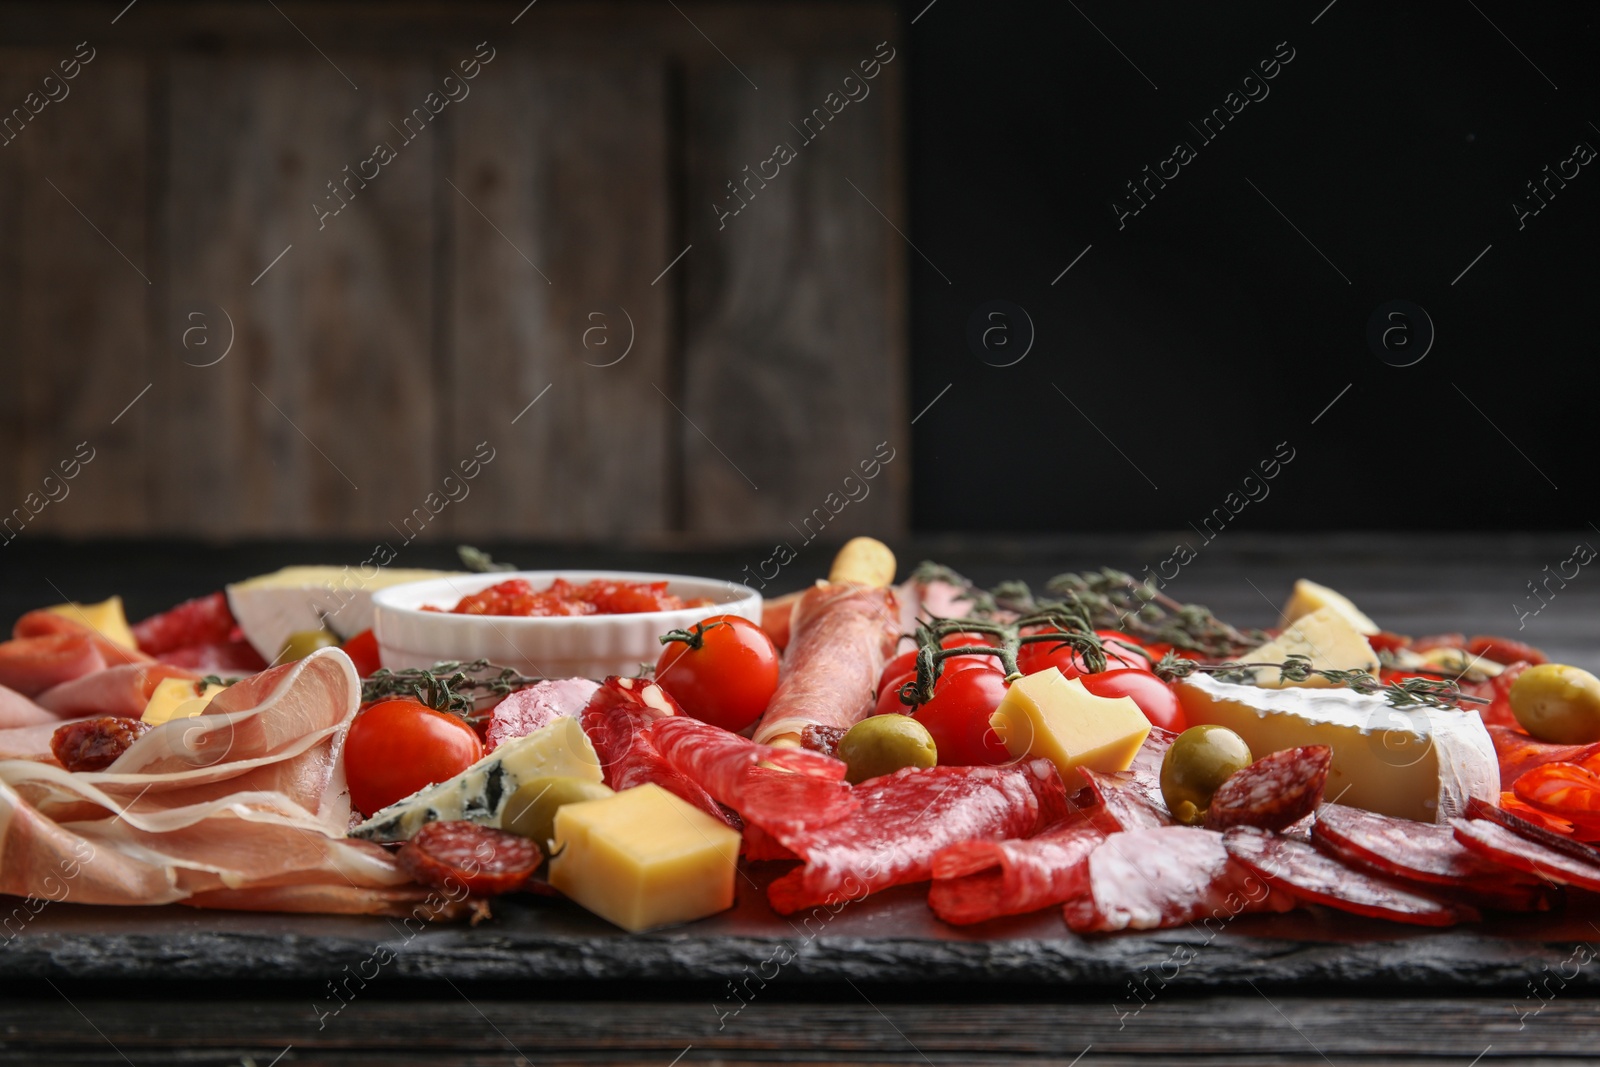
xmin=908 ymin=0 xmax=1598 ymax=532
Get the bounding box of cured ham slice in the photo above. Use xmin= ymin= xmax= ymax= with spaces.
xmin=580 ymin=677 xmax=733 ymax=827
xmin=1063 ymin=826 xmax=1296 ymax=933
xmin=930 ymin=816 xmax=1105 ymax=925
xmin=752 ymin=582 xmax=899 ymax=747
xmin=1224 ymin=827 xmax=1475 ymax=926
xmin=1487 ymin=724 xmax=1600 ymax=789
xmin=36 ymin=662 xmax=198 ymax=719
xmin=0 ymin=649 xmax=425 ymax=914
xmin=649 ymin=715 xmax=855 ymax=835
xmin=1078 ymin=726 xmax=1177 ymax=832
xmin=765 ymin=760 xmax=1068 ymax=914
xmin=14 ymin=609 xmax=151 ymax=668
xmin=0 ymin=634 xmax=106 ymax=698
xmin=0 ymin=684 xmax=61 ymax=728
xmin=485 ymin=678 xmax=599 ymax=753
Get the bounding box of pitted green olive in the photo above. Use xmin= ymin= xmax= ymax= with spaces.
xmin=1160 ymin=724 xmax=1253 ymax=826
xmin=837 ymin=714 xmax=937 ymax=784
xmin=501 ymin=777 xmax=614 ymax=846
xmin=279 ymin=629 xmax=339 ymax=662
xmin=1510 ymin=664 xmax=1600 ymax=744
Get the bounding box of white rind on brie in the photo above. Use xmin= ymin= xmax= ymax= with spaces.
xmin=347 ymin=716 xmax=602 ymax=842
xmin=1176 ymin=673 xmax=1498 ymax=824
xmin=227 ymin=565 xmax=463 ymax=659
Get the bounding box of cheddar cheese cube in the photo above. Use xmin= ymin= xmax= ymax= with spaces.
xmin=988 ymin=667 xmax=1150 ymax=783
xmin=548 ymin=783 xmax=740 ymax=932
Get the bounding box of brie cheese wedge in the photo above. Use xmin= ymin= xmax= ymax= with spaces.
xmin=348 ymin=716 xmax=602 ymax=842
xmin=1177 ymin=673 xmax=1498 ymax=823
xmin=227 ymin=565 xmax=462 ymax=659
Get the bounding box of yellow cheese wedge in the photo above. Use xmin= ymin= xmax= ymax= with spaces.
xmin=548 ymin=783 xmax=740 ymax=933
xmin=988 ymin=667 xmax=1150 ymax=784
xmin=1246 ymin=605 xmax=1379 ymax=688
xmin=141 ymin=678 xmax=228 ymax=726
xmin=1281 ymin=579 xmax=1379 ymax=636
xmin=45 ymin=596 xmax=138 ymax=649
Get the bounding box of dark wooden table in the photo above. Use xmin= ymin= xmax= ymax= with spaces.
xmin=2 ymin=533 xmax=1598 ymax=1064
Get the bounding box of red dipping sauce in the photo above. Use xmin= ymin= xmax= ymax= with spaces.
xmin=435 ymin=577 xmax=702 ymax=617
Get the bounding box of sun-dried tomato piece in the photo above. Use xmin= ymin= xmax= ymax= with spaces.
xmin=1466 ymin=635 xmax=1548 ymax=667
xmin=51 ymin=716 xmax=153 ymax=772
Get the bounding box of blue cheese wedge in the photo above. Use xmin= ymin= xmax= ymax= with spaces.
xmin=348 ymin=716 xmax=602 ymax=842
xmin=1177 ymin=674 xmax=1498 ymax=823
xmin=228 ymin=564 xmax=463 ymax=659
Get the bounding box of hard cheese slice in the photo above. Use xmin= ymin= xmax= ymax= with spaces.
xmin=1246 ymin=605 xmax=1379 ymax=688
xmin=989 ymin=667 xmax=1150 ymax=784
xmin=227 ymin=565 xmax=463 ymax=658
xmin=1280 ymin=579 xmax=1380 ymax=636
xmin=44 ymin=597 xmax=138 ymax=649
xmin=141 ymin=677 xmax=228 ymax=726
xmin=348 ymin=715 xmax=601 ymax=841
xmin=1177 ymin=673 xmax=1498 ymax=823
xmin=549 ymin=783 xmax=741 ymax=932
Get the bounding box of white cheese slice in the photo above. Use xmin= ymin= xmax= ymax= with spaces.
xmin=227 ymin=565 xmax=463 ymax=659
xmin=1245 ymin=605 xmax=1380 ymax=688
xmin=347 ymin=715 xmax=602 ymax=842
xmin=1281 ymin=578 xmax=1380 ymax=635
xmin=1177 ymin=673 xmax=1498 ymax=823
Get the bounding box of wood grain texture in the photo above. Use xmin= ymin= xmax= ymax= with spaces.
xmin=0 ymin=49 xmax=150 ymax=541
xmin=681 ymin=39 xmax=908 ymax=543
xmin=158 ymin=54 xmax=438 ymax=537
xmin=446 ymin=53 xmax=671 ymax=539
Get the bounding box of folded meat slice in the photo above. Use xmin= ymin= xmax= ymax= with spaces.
xmin=14 ymin=610 xmax=152 ymax=668
xmin=486 ymin=678 xmax=599 ymax=753
xmin=765 ymin=760 xmax=1069 ymax=915
xmin=580 ymin=677 xmax=734 ymax=827
xmin=1063 ymin=825 xmax=1296 ymax=933
xmin=930 ymin=816 xmax=1106 ymax=925
xmin=0 ymin=685 xmax=61 ymax=729
xmin=0 ymin=634 xmax=107 ymax=698
xmin=649 ymin=715 xmax=854 ymax=835
xmin=36 ymin=662 xmax=198 ymax=719
xmin=752 ymin=582 xmax=899 ymax=747
xmin=1077 ymin=726 xmax=1178 ymax=832
xmin=0 ymin=649 xmax=423 ymax=913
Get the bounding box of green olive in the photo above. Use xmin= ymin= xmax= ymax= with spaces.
xmin=1510 ymin=664 xmax=1600 ymax=744
xmin=279 ymin=628 xmax=340 ymax=662
xmin=501 ymin=777 xmax=614 ymax=846
xmin=1160 ymin=725 xmax=1253 ymax=826
xmin=837 ymin=714 xmax=938 ymax=784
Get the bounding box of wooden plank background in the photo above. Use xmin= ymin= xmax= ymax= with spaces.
xmin=0 ymin=1 xmax=906 ymax=545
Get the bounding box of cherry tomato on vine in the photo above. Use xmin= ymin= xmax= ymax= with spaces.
xmin=1017 ymin=629 xmax=1153 ymax=678
xmin=875 ymin=670 xmax=918 ymax=717
xmin=911 ymin=665 xmax=1010 ymax=766
xmin=345 ymin=698 xmax=484 ymax=816
xmin=877 ymin=647 xmax=997 ymax=697
xmin=339 ymin=628 xmax=383 ymax=677
xmin=654 ymin=615 xmax=780 ymax=732
xmin=941 ymin=631 xmax=1001 ymax=649
xmin=1079 ymin=669 xmax=1186 ymax=733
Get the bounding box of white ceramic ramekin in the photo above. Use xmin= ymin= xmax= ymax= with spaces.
xmin=371 ymin=570 xmax=762 ymax=680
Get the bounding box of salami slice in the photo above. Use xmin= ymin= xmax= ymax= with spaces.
xmin=579 ymin=677 xmax=734 ymax=827
xmin=765 ymin=760 xmax=1068 ymax=915
xmin=1062 ymin=825 xmax=1295 ymax=934
xmin=1205 ymin=746 xmax=1331 ymax=832
xmin=486 ymin=678 xmax=599 ymax=753
xmin=1464 ymin=795 xmax=1600 ymax=866
xmin=397 ymin=820 xmax=541 ymax=896
xmin=929 ymin=816 xmax=1104 ymax=926
xmin=801 ymin=723 xmax=847 ymax=759
xmin=1077 ymin=727 xmax=1178 ymax=832
xmin=650 ymin=715 xmax=855 ymax=835
xmin=1452 ymin=817 xmax=1600 ymax=892
xmin=1223 ymin=827 xmax=1477 ymax=926
xmin=751 ymin=583 xmax=900 ymax=746
xmin=1487 ymin=724 xmax=1600 ymax=790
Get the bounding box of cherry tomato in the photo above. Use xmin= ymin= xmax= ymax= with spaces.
xmin=1017 ymin=629 xmax=1152 ymax=678
xmin=875 ymin=670 xmax=918 ymax=717
xmin=654 ymin=615 xmax=780 ymax=732
xmin=345 ymin=698 xmax=484 ymax=816
xmin=877 ymin=647 xmax=997 ymax=697
xmin=339 ymin=629 xmax=383 ymax=677
xmin=1367 ymin=631 xmax=1412 ymax=655
xmin=941 ymin=631 xmax=1000 ymax=649
xmin=1079 ymin=669 xmax=1187 ymax=733
xmin=912 ymin=665 xmax=1010 ymax=766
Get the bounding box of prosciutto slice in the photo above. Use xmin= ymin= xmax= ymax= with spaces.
xmin=580 ymin=677 xmax=734 ymax=827
xmin=0 ymin=685 xmax=60 ymax=729
xmin=765 ymin=760 xmax=1069 ymax=914
xmin=36 ymin=662 xmax=198 ymax=719
xmin=0 ymin=649 xmax=433 ymax=914
xmin=929 ymin=816 xmax=1106 ymax=925
xmin=1063 ymin=826 xmax=1296 ymax=933
xmin=649 ymin=715 xmax=855 ymax=835
xmin=14 ymin=609 xmax=151 ymax=668
xmin=752 ymin=582 xmax=900 ymax=746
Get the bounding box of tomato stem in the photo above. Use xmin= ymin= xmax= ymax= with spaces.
xmin=659 ymin=620 xmax=727 ymax=652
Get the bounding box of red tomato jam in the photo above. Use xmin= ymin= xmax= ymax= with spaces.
xmin=435 ymin=578 xmax=702 ymax=617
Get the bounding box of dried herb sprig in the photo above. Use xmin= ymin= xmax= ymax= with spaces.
xmin=1153 ymin=652 xmax=1488 ymax=711
xmin=361 ymin=659 xmax=541 ymax=721
xmin=892 ymin=607 xmax=1108 ymax=709
xmin=458 ymin=545 xmax=517 ymax=573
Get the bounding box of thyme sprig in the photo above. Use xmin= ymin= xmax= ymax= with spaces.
xmin=1153 ymin=653 xmax=1488 ymax=711
xmin=458 ymin=545 xmax=517 ymax=573
xmin=361 ymin=659 xmax=541 ymax=721
xmin=892 ymin=607 xmax=1107 ymax=709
